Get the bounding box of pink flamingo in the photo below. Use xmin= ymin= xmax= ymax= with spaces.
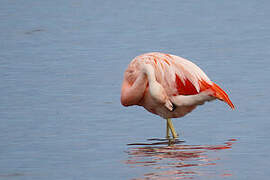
xmin=121 ymin=52 xmax=234 ymax=139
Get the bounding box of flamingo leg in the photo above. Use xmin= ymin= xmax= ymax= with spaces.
xmin=167 ymin=118 xmax=179 ymax=139
xmin=166 ymin=120 xmax=170 ymax=138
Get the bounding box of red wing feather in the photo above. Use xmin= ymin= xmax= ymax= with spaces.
xmin=175 ymin=74 xmax=198 ymax=95
xmin=175 ymin=73 xmax=234 ymax=109
xmin=211 ymin=83 xmax=235 ymax=109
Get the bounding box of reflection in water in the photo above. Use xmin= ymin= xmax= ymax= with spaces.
xmin=125 ymin=139 xmax=236 ymax=180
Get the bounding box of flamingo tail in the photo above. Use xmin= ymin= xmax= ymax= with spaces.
xmin=211 ymin=82 xmax=235 ymax=109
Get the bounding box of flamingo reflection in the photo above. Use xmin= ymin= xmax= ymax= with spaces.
xmin=125 ymin=139 xmax=236 ymax=180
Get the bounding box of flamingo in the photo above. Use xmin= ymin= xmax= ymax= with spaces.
xmin=121 ymin=52 xmax=234 ymax=139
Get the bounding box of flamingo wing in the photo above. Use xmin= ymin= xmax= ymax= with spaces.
xmin=137 ymin=53 xmax=234 ymax=109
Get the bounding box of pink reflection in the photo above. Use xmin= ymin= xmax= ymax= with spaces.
xmin=125 ymin=139 xmax=236 ymax=180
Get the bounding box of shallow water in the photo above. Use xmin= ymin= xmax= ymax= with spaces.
xmin=126 ymin=139 xmax=237 ymax=179
xmin=1 ymin=0 xmax=270 ymax=179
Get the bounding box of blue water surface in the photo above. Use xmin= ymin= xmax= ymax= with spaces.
xmin=0 ymin=0 xmax=270 ymax=179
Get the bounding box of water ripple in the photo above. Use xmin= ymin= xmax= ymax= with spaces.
xmin=125 ymin=139 xmax=236 ymax=179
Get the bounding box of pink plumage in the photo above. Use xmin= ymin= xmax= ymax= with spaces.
xmin=121 ymin=52 xmax=234 ymax=138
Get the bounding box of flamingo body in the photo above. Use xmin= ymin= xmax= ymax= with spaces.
xmin=121 ymin=52 xmax=234 ymax=138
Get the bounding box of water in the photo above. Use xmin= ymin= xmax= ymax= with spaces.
xmin=0 ymin=0 xmax=270 ymax=179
